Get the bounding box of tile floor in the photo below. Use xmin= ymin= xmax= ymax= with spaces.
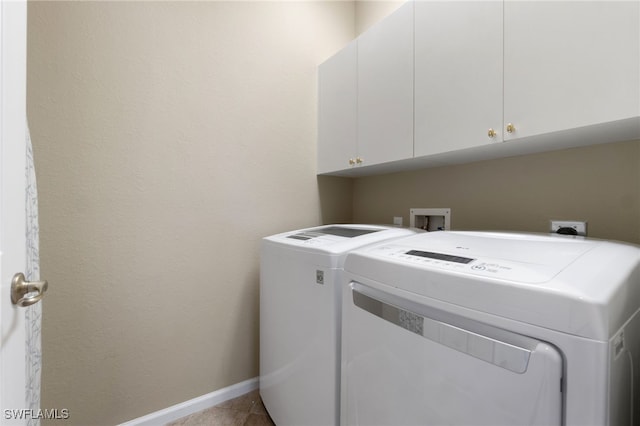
xmin=167 ymin=390 xmax=275 ymax=426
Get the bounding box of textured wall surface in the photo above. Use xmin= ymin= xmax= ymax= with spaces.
xmin=27 ymin=1 xmax=354 ymax=424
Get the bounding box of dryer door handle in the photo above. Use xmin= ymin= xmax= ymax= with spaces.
xmin=350 ymin=281 xmax=534 ymax=374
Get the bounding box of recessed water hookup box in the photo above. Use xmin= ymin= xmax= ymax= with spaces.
xmin=410 ymin=208 xmax=451 ymax=231
xmin=550 ymin=220 xmax=587 ymax=236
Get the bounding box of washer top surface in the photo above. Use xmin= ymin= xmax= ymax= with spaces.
xmin=345 ymin=231 xmax=640 ymax=339
xmin=263 ymin=224 xmax=416 ymax=255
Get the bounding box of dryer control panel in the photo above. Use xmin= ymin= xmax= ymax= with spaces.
xmin=371 ymin=242 xmax=575 ymax=284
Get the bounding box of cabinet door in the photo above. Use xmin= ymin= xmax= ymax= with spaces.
xmin=415 ymin=1 xmax=503 ymax=157
xmin=317 ymin=40 xmax=357 ymax=174
xmin=358 ymin=2 xmax=414 ymax=167
xmin=504 ymin=1 xmax=640 ymax=141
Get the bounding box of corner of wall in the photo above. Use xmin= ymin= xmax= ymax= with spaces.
xmin=318 ymin=175 xmax=355 ymax=224
xmin=354 ymin=0 xmax=406 ymax=35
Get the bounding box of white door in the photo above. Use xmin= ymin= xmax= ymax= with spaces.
xmin=0 ymin=0 xmax=28 ymax=424
xmin=317 ymin=40 xmax=358 ymax=174
xmin=357 ymin=1 xmax=414 ymax=167
xmin=503 ymin=1 xmax=640 ymax=141
xmin=414 ymin=1 xmax=503 ymax=157
xmin=343 ymin=281 xmax=564 ymax=426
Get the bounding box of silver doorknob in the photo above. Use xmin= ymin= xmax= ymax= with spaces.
xmin=11 ymin=273 xmax=48 ymax=307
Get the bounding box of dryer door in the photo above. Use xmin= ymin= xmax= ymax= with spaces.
xmin=343 ymin=281 xmax=563 ymax=426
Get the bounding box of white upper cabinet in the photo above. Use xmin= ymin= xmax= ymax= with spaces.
xmin=415 ymin=1 xmax=504 ymax=157
xmin=503 ymin=1 xmax=640 ymax=141
xmin=317 ymin=40 xmax=357 ymax=174
xmin=317 ymin=0 xmax=640 ymax=176
xmin=357 ymin=2 xmax=414 ymax=167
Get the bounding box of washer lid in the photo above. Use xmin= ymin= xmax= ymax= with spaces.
xmin=264 ymin=224 xmax=416 ymax=256
xmin=287 ymin=226 xmax=381 ymax=240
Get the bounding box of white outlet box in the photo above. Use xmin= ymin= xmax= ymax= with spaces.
xmin=410 ymin=208 xmax=451 ymax=231
xmin=393 ymin=216 xmax=403 ymax=227
xmin=550 ymin=220 xmax=587 ymax=236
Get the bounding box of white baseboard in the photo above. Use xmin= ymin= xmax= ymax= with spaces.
xmin=119 ymin=377 xmax=259 ymax=426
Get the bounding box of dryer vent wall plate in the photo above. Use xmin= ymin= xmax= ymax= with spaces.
xmin=410 ymin=208 xmax=451 ymax=231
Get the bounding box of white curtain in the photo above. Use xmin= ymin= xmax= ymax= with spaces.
xmin=25 ymin=123 xmax=42 ymax=426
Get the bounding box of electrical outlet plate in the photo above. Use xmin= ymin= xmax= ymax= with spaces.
xmin=550 ymin=220 xmax=587 ymax=236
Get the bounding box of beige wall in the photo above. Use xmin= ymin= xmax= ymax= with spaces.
xmin=353 ymin=139 xmax=640 ymax=244
xmin=27 ymin=1 xmax=354 ymax=424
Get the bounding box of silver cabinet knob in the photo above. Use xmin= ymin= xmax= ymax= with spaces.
xmin=11 ymin=273 xmax=48 ymax=307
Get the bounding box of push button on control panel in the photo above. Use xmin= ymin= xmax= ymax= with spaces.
xmin=471 ymin=263 xmax=514 ymax=274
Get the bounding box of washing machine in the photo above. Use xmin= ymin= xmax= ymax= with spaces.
xmin=341 ymin=231 xmax=640 ymax=426
xmin=259 ymin=224 xmax=416 ymax=426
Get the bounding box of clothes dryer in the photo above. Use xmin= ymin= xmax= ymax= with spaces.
xmin=342 ymin=231 xmax=640 ymax=426
xmin=260 ymin=224 xmax=416 ymax=426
